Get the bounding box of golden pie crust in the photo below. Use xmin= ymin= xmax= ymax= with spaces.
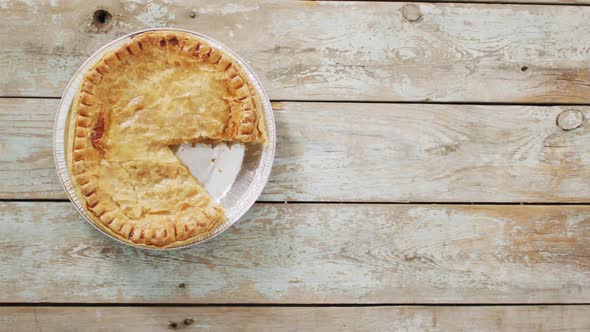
xmin=68 ymin=31 xmax=267 ymax=248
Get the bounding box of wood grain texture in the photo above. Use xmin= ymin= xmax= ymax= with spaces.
xmin=3 ymin=99 xmax=590 ymax=202
xmin=2 ymin=1 xmax=590 ymax=102
xmin=0 ymin=99 xmax=58 ymax=199
xmin=2 ymin=306 xmax=590 ymax=331
xmin=1 ymin=202 xmax=589 ymax=303
xmin=432 ymin=0 xmax=590 ymax=2
xmin=372 ymin=0 xmax=590 ymax=4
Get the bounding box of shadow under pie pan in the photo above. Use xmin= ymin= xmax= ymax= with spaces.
xmin=53 ymin=28 xmax=276 ymax=250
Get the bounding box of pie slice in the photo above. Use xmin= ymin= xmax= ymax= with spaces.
xmin=68 ymin=31 xmax=267 ymax=248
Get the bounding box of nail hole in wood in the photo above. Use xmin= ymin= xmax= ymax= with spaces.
xmin=521 ymin=66 xmax=529 ymax=72
xmin=557 ymin=109 xmax=585 ymax=131
xmin=402 ymin=5 xmax=422 ymax=22
xmin=178 ymin=282 xmax=186 ymax=288
xmin=189 ymin=9 xmax=197 ymax=18
xmin=183 ymin=318 xmax=194 ymax=325
xmin=168 ymin=321 xmax=178 ymax=330
xmin=92 ymin=10 xmax=112 ymax=31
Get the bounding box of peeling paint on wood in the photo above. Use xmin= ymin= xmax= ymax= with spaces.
xmin=1 ymin=1 xmax=590 ymax=102
xmin=0 ymin=202 xmax=589 ymax=303
xmin=2 ymin=99 xmax=590 ymax=202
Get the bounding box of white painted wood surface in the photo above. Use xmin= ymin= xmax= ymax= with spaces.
xmin=1 ymin=202 xmax=589 ymax=303
xmin=442 ymin=0 xmax=590 ymax=3
xmin=2 ymin=1 xmax=590 ymax=102
xmin=2 ymin=0 xmax=590 ymax=327
xmin=3 ymin=99 xmax=590 ymax=202
xmin=2 ymin=306 xmax=590 ymax=331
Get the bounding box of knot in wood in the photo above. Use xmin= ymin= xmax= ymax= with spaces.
xmin=92 ymin=9 xmax=112 ymax=32
xmin=402 ymin=5 xmax=422 ymax=22
xmin=557 ymin=109 xmax=585 ymax=131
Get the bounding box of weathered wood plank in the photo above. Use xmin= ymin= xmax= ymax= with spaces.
xmin=3 ymin=99 xmax=590 ymax=202
xmin=2 ymin=306 xmax=590 ymax=331
xmin=386 ymin=0 xmax=590 ymax=3
xmin=2 ymin=1 xmax=590 ymax=102
xmin=1 ymin=202 xmax=589 ymax=303
xmin=0 ymin=99 xmax=58 ymax=199
xmin=448 ymin=0 xmax=590 ymax=2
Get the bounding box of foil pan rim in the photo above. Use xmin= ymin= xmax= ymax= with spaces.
xmin=53 ymin=28 xmax=276 ymax=250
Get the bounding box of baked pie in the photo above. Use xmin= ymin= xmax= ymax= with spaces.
xmin=67 ymin=31 xmax=267 ymax=248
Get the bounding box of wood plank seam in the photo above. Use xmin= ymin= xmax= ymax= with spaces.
xmin=6 ymin=199 xmax=590 ymax=206
xmin=1 ymin=303 xmax=590 ymax=307
xmin=5 ymin=96 xmax=590 ymax=107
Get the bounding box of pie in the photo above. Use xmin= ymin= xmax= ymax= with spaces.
xmin=67 ymin=31 xmax=267 ymax=248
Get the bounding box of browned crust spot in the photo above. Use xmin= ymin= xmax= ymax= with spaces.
xmin=90 ymin=113 xmax=105 ymax=151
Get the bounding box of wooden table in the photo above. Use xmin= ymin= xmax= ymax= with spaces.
xmin=2 ymin=1 xmax=590 ymax=331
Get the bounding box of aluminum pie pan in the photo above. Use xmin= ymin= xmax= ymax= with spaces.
xmin=53 ymin=28 xmax=276 ymax=250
